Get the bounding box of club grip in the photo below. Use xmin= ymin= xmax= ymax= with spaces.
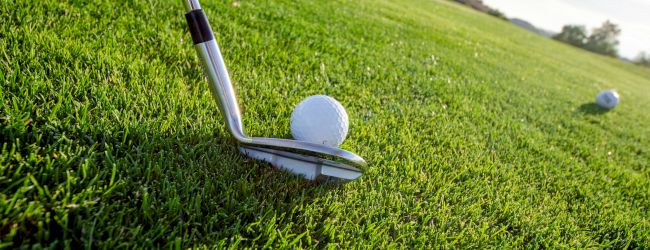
xmin=185 ymin=9 xmax=214 ymax=44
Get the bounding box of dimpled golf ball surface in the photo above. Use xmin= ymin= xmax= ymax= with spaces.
xmin=291 ymin=95 xmax=349 ymax=147
xmin=595 ymin=90 xmax=620 ymax=109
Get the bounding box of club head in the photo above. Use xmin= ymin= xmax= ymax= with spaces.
xmin=239 ymin=145 xmax=363 ymax=181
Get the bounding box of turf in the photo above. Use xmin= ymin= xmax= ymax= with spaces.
xmin=1 ymin=0 xmax=649 ymax=248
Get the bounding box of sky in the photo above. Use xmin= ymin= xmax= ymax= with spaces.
xmin=482 ymin=0 xmax=650 ymax=59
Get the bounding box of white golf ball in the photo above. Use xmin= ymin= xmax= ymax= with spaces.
xmin=290 ymin=95 xmax=349 ymax=147
xmin=595 ymin=90 xmax=620 ymax=109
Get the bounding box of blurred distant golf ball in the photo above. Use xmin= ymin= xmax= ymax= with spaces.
xmin=290 ymin=95 xmax=349 ymax=147
xmin=595 ymin=90 xmax=620 ymax=109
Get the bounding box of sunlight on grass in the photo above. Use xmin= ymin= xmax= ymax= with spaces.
xmin=1 ymin=0 xmax=648 ymax=248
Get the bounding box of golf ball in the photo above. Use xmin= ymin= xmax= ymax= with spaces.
xmin=290 ymin=95 xmax=349 ymax=147
xmin=595 ymin=90 xmax=620 ymax=109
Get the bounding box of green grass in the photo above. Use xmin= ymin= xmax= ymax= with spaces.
xmin=2 ymin=0 xmax=649 ymax=248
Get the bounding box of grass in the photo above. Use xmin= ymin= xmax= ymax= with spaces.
xmin=1 ymin=0 xmax=649 ymax=248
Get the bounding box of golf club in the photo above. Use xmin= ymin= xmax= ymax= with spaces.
xmin=183 ymin=0 xmax=367 ymax=180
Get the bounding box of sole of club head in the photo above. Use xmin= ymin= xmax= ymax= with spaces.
xmin=239 ymin=145 xmax=363 ymax=181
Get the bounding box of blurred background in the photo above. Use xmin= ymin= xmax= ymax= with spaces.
xmin=454 ymin=0 xmax=650 ymax=65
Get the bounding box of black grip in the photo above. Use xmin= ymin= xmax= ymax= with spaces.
xmin=185 ymin=9 xmax=214 ymax=44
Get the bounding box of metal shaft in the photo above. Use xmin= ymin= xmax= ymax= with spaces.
xmin=184 ymin=0 xmax=250 ymax=143
xmin=184 ymin=0 xmax=201 ymax=11
xmin=194 ymin=41 xmax=251 ymax=143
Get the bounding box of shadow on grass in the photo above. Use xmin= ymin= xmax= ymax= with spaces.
xmin=576 ymin=102 xmax=609 ymax=115
xmin=105 ymin=128 xmax=346 ymax=245
xmin=2 ymin=121 xmax=345 ymax=248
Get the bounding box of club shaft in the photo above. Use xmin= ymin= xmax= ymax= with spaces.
xmin=184 ymin=0 xmax=250 ymax=142
xmin=184 ymin=0 xmax=201 ymax=11
xmin=194 ymin=41 xmax=250 ymax=143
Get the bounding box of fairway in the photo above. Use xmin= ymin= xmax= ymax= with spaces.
xmin=2 ymin=0 xmax=649 ymax=248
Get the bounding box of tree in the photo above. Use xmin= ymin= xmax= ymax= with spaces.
xmin=553 ymin=25 xmax=588 ymax=47
xmin=634 ymin=52 xmax=650 ymax=67
xmin=584 ymin=20 xmax=621 ymax=57
xmin=487 ymin=9 xmax=508 ymax=21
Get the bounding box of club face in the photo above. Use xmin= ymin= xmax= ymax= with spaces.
xmin=239 ymin=145 xmax=363 ymax=181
